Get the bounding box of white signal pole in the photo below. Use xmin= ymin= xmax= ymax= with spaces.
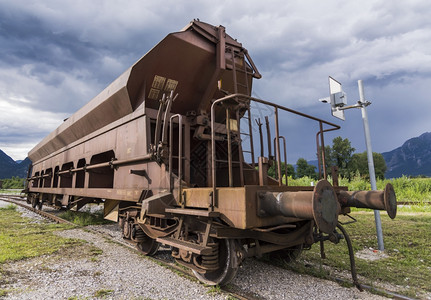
xmin=320 ymin=77 xmax=385 ymax=251
xmin=358 ymin=80 xmax=384 ymax=250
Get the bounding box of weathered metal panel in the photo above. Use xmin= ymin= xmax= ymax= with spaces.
xmin=183 ymin=186 xmax=300 ymax=229
xmin=29 ymin=80 xmax=132 ymax=162
xmin=30 ymin=106 xmax=154 ymax=198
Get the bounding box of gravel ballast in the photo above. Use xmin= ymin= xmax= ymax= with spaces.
xmin=0 ymin=201 xmax=388 ymax=299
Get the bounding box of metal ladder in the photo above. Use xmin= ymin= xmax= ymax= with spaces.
xmin=225 ymin=47 xmax=256 ymax=186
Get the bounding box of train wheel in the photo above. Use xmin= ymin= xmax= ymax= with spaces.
xmin=37 ymin=200 xmax=43 ymax=210
xmin=193 ymin=238 xmax=238 ymax=286
xmin=122 ymin=219 xmax=131 ymax=239
xmin=31 ymin=197 xmax=38 ymax=209
xmin=136 ymin=235 xmax=160 ymax=256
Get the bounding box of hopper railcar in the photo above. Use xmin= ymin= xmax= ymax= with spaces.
xmin=26 ymin=20 xmax=397 ymax=286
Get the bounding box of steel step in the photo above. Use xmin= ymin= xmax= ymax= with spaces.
xmin=156 ymin=236 xmax=213 ymax=255
xmin=165 ymin=208 xmax=220 ymax=218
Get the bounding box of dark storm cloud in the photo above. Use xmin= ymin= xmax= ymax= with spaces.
xmin=0 ymin=0 xmax=430 ymax=161
xmin=0 ymin=1 xmax=174 ymax=114
xmin=0 ymin=8 xmax=98 ymax=69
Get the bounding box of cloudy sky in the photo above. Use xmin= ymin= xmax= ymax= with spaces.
xmin=0 ymin=0 xmax=430 ymax=163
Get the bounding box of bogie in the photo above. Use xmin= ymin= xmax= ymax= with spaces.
xmin=192 ymin=238 xmax=240 ymax=286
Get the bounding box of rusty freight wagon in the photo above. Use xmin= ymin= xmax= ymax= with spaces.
xmin=26 ymin=20 xmax=397 ymax=286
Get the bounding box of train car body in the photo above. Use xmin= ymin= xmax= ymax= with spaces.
xmin=26 ymin=20 xmax=397 ymax=286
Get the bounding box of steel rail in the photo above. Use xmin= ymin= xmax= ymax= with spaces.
xmin=0 ymin=195 xmax=77 ymax=226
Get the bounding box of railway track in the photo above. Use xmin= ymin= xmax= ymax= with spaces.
xmin=0 ymin=194 xmax=414 ymax=300
xmin=0 ymin=194 xmax=76 ymax=226
xmin=0 ymin=194 xmax=251 ymax=300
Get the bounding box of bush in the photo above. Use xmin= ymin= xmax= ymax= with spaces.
xmin=385 ymin=176 xmax=431 ymax=204
xmin=1 ymin=177 xmax=25 ymax=189
xmin=288 ymin=175 xmax=431 ymax=204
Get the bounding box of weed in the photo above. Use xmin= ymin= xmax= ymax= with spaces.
xmin=89 ymin=246 xmax=103 ymax=256
xmin=59 ymin=209 xmax=113 ymax=226
xmin=206 ymin=285 xmax=222 ymax=295
xmin=67 ymin=296 xmax=88 ymax=300
xmin=0 ymin=288 xmax=8 ymax=297
xmin=39 ymin=264 xmax=53 ymax=272
xmin=93 ymin=289 xmax=113 ymax=298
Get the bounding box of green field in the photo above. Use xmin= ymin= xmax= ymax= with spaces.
xmin=0 ymin=204 xmax=80 ymax=264
xmin=288 ymin=175 xmax=431 ymax=205
xmin=274 ymin=176 xmax=431 ymax=298
xmin=281 ymin=210 xmax=431 ymax=298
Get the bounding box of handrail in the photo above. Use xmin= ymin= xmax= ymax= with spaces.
xmin=211 ymin=93 xmax=341 ymax=208
xmin=316 ymin=125 xmax=340 ymax=179
xmin=28 ymin=154 xmax=153 ymax=180
xmin=169 ymin=114 xmax=183 ymax=204
xmin=274 ymin=107 xmax=282 ymax=186
xmin=273 ymin=136 xmax=288 ymax=185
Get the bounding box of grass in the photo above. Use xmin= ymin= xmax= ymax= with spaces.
xmin=59 ymin=208 xmax=113 ymax=226
xmin=0 ymin=288 xmax=10 ymax=297
xmin=206 ymin=285 xmax=222 ymax=295
xmin=0 ymin=204 xmax=84 ymax=298
xmin=282 ymin=210 xmax=431 ymax=298
xmin=88 ymin=245 xmax=103 ymax=262
xmin=0 ymin=203 xmax=17 ymax=211
xmin=0 ymin=205 xmax=81 ymax=264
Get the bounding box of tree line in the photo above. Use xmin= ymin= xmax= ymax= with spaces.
xmin=268 ymin=136 xmax=387 ymax=180
xmin=0 ymin=176 xmax=25 ymax=189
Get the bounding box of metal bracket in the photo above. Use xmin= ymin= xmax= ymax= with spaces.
xmin=130 ymin=169 xmax=152 ymax=184
xmin=338 ymin=213 xmax=357 ymax=225
xmin=202 ymin=219 xmax=213 ymax=247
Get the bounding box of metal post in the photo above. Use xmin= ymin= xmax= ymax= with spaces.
xmin=319 ymin=122 xmax=327 ymax=180
xmin=358 ymin=80 xmax=384 ymax=251
xmin=274 ymin=107 xmax=282 ymax=186
xmin=226 ymin=108 xmax=233 ymax=187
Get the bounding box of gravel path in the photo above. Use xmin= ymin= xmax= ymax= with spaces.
xmin=2 ymin=228 xmax=227 ymax=300
xmin=0 ymin=201 xmax=388 ymax=300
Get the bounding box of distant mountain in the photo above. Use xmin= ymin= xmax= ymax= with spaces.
xmin=304 ymin=133 xmax=431 ymax=179
xmin=382 ymin=132 xmax=431 ymax=178
xmin=0 ymin=150 xmax=31 ymax=179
